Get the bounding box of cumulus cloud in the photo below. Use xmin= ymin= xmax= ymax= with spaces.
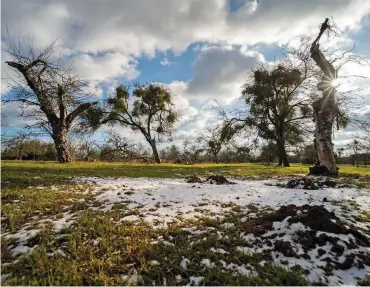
xmin=187 ymin=46 xmax=264 ymax=103
xmin=3 ymin=0 xmax=370 ymax=55
xmin=72 ymin=52 xmax=139 ymax=83
xmin=2 ymin=0 xmax=370 ymax=148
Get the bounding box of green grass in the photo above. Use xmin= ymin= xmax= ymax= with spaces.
xmin=2 ymin=160 xmax=369 ymax=180
xmin=1 ymin=160 xmax=369 ymax=285
xmin=1 ymin=208 xmax=309 ymax=286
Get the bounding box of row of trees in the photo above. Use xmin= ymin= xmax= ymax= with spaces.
xmin=2 ymin=19 xmax=369 ymax=171
xmin=2 ymin=129 xmax=369 ymax=168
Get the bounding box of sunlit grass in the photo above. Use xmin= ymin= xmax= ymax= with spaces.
xmin=2 ymin=160 xmax=369 ymax=179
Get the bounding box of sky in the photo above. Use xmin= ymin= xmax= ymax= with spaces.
xmin=1 ymin=0 xmax=370 ymax=151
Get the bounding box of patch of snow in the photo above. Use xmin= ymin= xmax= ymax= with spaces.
xmin=210 ymin=247 xmax=229 ymax=254
xmin=161 ymin=240 xmax=174 ymax=246
xmin=181 ymin=227 xmax=208 ymax=235
xmin=56 ymin=249 xmax=66 ymax=257
xmin=201 ymin=258 xmax=215 ymax=268
xmin=175 ymin=275 xmax=182 ymax=283
xmin=1 ymin=273 xmax=11 ymax=283
xmin=120 ymin=215 xmax=140 ymax=222
xmin=180 ymin=258 xmax=190 ymax=270
xmin=150 ymin=260 xmax=160 ymax=266
xmin=219 ymin=260 xmax=227 ymax=268
xmin=187 ymin=276 xmax=204 ymax=286
xmin=121 ymin=274 xmax=142 ymax=285
xmin=70 ymin=176 xmax=370 ymax=285
xmin=225 ymin=262 xmax=255 ymax=276
xmin=220 ymin=222 xmax=235 ymax=229
xmin=53 ymin=212 xmax=75 ymax=232
xmin=241 ymin=233 xmax=256 ymax=243
xmin=11 ymin=245 xmax=35 ymax=256
xmin=74 ymin=177 xmax=369 ymax=230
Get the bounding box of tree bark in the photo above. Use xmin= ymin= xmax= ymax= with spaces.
xmin=150 ymin=140 xmax=161 ymax=164
xmin=278 ymin=142 xmax=290 ymax=167
xmin=213 ymin=153 xmax=219 ymax=164
xmin=277 ymin=131 xmax=290 ymax=167
xmin=310 ymin=24 xmax=338 ymax=175
xmin=52 ymin=127 xmax=71 ymax=163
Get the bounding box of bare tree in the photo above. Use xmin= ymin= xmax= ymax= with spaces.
xmin=347 ymin=139 xmax=362 ymax=168
xmin=2 ymin=34 xmax=98 ymax=163
xmin=309 ymin=18 xmax=369 ymax=174
xmin=197 ymin=126 xmax=228 ymax=163
xmin=99 ymin=130 xmax=150 ymax=162
xmin=2 ymin=131 xmax=29 ymax=160
xmin=308 ymin=19 xmax=340 ymax=175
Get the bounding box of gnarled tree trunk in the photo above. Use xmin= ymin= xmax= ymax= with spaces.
xmin=309 ymin=20 xmax=338 ymax=175
xmin=277 ymin=131 xmax=290 ymax=167
xmin=278 ymin=144 xmax=290 ymax=167
xmin=52 ymin=125 xmax=71 ymax=163
xmin=150 ymin=139 xmax=161 ymax=164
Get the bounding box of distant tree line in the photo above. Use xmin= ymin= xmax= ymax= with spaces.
xmin=2 ymin=131 xmax=369 ymax=168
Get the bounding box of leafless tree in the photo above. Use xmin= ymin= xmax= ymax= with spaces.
xmin=99 ymin=130 xmax=151 ymax=162
xmin=2 ymin=33 xmax=98 ymax=163
xmin=308 ymin=18 xmax=369 ymax=175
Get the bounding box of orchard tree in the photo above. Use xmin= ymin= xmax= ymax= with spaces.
xmin=241 ymin=64 xmax=312 ymax=167
xmin=182 ymin=140 xmax=204 ymax=163
xmin=347 ymin=139 xmax=361 ymax=168
xmin=259 ymin=142 xmax=279 ymax=165
xmin=198 ymin=126 xmax=228 ymax=163
xmin=2 ymin=131 xmax=28 ymax=160
xmin=83 ymin=84 xmax=179 ymax=163
xmin=3 ymin=36 xmax=98 ymax=163
xmin=99 ymin=130 xmax=145 ymax=162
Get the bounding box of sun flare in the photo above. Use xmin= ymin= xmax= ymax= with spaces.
xmin=331 ymin=78 xmax=340 ymax=87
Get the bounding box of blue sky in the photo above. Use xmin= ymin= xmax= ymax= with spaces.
xmin=2 ymin=0 xmax=370 ymax=150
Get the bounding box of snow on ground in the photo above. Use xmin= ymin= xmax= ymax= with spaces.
xmin=237 ymin=216 xmax=370 ymax=285
xmin=72 ymin=176 xmax=370 ymax=285
xmin=75 ymin=177 xmax=369 ymax=228
xmin=2 ymin=211 xmax=76 ymax=260
xmin=3 ymin=176 xmax=369 ymax=285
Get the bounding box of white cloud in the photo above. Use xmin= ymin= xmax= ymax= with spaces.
xmin=164 ymin=46 xmax=264 ymax=106
xmin=3 ymin=0 xmax=370 ymax=55
xmin=72 ymin=52 xmax=139 ymax=83
xmin=160 ymin=58 xmax=172 ymax=66
xmin=2 ymin=0 xmax=370 ymax=149
xmin=0 ymin=102 xmax=39 ymax=127
xmin=2 ymin=0 xmax=370 ymax=92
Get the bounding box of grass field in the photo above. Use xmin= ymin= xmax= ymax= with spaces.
xmin=1 ymin=161 xmax=370 ymax=285
xmin=2 ymin=160 xmax=370 ymax=179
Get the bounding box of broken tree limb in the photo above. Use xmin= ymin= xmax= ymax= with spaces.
xmin=309 ymin=18 xmax=339 ymax=176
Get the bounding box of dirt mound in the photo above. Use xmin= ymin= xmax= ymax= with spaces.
xmin=286 ymin=177 xmax=336 ymax=190
xmin=246 ymin=205 xmax=369 ymax=246
xmin=241 ymin=205 xmax=370 ymax=280
xmin=185 ymin=175 xmax=236 ymax=185
xmin=206 ymin=175 xmax=236 ymax=185
xmin=185 ymin=175 xmax=203 ymax=183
